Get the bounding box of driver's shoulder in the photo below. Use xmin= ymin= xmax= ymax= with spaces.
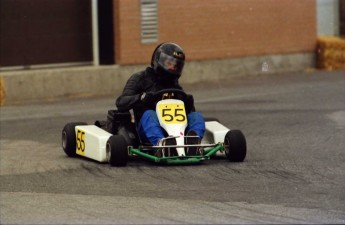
xmin=127 ymin=70 xmax=150 ymax=87
xmin=175 ymin=83 xmax=183 ymax=91
xmin=131 ymin=67 xmax=155 ymax=81
xmin=130 ymin=70 xmax=146 ymax=80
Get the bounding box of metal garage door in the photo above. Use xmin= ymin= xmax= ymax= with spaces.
xmin=0 ymin=0 xmax=92 ymax=69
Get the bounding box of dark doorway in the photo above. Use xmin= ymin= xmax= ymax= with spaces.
xmin=340 ymin=0 xmax=345 ymax=37
xmin=98 ymin=0 xmax=115 ymax=64
xmin=0 ymin=0 xmax=93 ymax=68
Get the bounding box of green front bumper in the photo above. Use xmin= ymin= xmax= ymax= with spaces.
xmin=129 ymin=144 xmax=223 ymax=165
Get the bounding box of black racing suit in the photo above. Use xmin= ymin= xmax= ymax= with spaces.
xmin=116 ymin=67 xmax=194 ymax=123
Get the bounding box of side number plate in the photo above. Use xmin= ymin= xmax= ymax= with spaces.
xmin=76 ymin=129 xmax=86 ymax=155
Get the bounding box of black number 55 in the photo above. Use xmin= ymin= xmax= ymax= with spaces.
xmin=162 ymin=108 xmax=186 ymax=122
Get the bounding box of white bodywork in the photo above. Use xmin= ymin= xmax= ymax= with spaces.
xmin=156 ymin=99 xmax=188 ymax=156
xmin=75 ymin=125 xmax=112 ymax=162
xmin=203 ymin=121 xmax=230 ymax=144
xmin=202 ymin=121 xmax=230 ymax=156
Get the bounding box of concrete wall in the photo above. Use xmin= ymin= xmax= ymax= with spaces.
xmin=0 ymin=53 xmax=314 ymax=105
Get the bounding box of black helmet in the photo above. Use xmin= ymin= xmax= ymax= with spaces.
xmin=151 ymin=42 xmax=185 ymax=80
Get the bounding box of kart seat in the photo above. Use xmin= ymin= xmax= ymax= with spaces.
xmin=106 ymin=110 xmax=133 ymax=134
xmin=106 ymin=110 xmax=139 ymax=148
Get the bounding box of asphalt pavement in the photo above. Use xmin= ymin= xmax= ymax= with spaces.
xmin=1 ymin=70 xmax=344 ymax=224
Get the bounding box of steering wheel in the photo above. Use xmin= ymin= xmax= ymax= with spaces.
xmin=145 ymin=89 xmax=188 ymax=108
xmin=153 ymin=88 xmax=187 ymax=100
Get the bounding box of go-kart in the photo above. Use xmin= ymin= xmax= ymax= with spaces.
xmin=62 ymin=89 xmax=246 ymax=166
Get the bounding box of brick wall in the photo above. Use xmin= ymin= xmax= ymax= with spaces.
xmin=114 ymin=0 xmax=316 ymax=65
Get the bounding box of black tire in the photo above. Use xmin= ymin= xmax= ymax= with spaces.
xmin=224 ymin=130 xmax=246 ymax=162
xmin=106 ymin=135 xmax=128 ymax=167
xmin=62 ymin=122 xmax=87 ymax=157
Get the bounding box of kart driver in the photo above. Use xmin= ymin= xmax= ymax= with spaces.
xmin=116 ymin=42 xmax=205 ymax=152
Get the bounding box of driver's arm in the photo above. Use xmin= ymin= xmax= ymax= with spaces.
xmin=116 ymin=74 xmax=144 ymax=112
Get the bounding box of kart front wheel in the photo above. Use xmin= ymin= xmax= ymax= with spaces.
xmin=62 ymin=122 xmax=87 ymax=157
xmin=224 ymin=130 xmax=246 ymax=162
xmin=106 ymin=135 xmax=128 ymax=167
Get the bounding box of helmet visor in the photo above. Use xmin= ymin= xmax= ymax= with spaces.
xmin=157 ymin=52 xmax=184 ymax=75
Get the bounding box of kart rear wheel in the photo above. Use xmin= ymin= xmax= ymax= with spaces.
xmin=62 ymin=122 xmax=87 ymax=157
xmin=224 ymin=130 xmax=246 ymax=162
xmin=107 ymin=135 xmax=128 ymax=167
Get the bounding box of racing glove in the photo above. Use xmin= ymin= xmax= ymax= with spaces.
xmin=140 ymin=92 xmax=154 ymax=104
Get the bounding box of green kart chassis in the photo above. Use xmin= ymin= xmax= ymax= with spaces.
xmin=129 ymin=143 xmax=224 ymax=165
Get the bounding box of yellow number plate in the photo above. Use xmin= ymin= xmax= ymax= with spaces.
xmin=76 ymin=129 xmax=86 ymax=155
xmin=158 ymin=103 xmax=187 ymax=124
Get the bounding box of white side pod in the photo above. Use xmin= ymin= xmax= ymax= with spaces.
xmin=75 ymin=125 xmax=112 ymax=162
xmin=202 ymin=121 xmax=230 ymax=156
